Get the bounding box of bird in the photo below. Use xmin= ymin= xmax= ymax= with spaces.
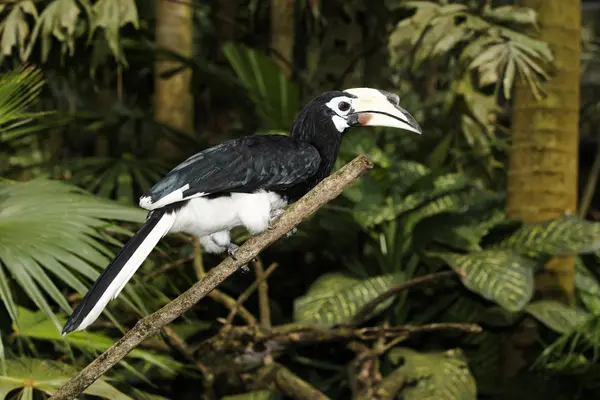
xmin=61 ymin=87 xmax=422 ymax=335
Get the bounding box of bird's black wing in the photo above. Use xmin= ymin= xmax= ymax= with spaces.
xmin=139 ymin=135 xmax=321 ymax=209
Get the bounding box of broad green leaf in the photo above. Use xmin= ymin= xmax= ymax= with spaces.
xmin=387 ymin=348 xmax=477 ymax=400
xmin=354 ymin=172 xmax=471 ymax=227
xmin=575 ymin=259 xmax=600 ymax=314
xmin=497 ymin=216 xmax=600 ymax=256
xmin=0 ymin=1 xmax=37 ymax=61
xmin=525 ymin=301 xmax=590 ymax=334
xmin=0 ymin=179 xmax=145 ymax=329
xmin=483 ymin=5 xmax=537 ymax=25
xmin=25 ymin=0 xmax=82 ymax=62
xmin=93 ymin=0 xmax=139 ymax=63
xmin=222 ymin=43 xmax=300 ymax=130
xmin=221 ymin=391 xmax=282 ymax=400
xmin=0 ymin=357 xmax=132 ymax=399
xmin=461 ymin=331 xmax=501 ymax=392
xmin=419 ymin=207 xmax=506 ymax=252
xmin=12 ymin=307 xmax=181 ymax=373
xmin=434 ymin=250 xmax=536 ymax=311
xmin=293 ymin=272 xmax=404 ymax=326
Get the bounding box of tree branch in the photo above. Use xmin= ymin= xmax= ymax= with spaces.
xmin=49 ymin=155 xmax=374 ymax=400
xmin=349 ymin=271 xmax=457 ymax=327
xmin=256 ymin=363 xmax=330 ymax=400
xmin=254 ymin=258 xmax=272 ymax=329
xmin=263 ymin=323 xmax=481 ymax=346
xmin=223 ymin=261 xmax=280 ymax=327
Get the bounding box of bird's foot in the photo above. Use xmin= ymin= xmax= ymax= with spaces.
xmin=226 ymin=243 xmax=251 ymax=273
xmin=226 ymin=243 xmax=240 ymax=259
xmin=284 ymin=226 xmax=298 ymax=238
xmin=268 ymin=209 xmax=285 ymax=230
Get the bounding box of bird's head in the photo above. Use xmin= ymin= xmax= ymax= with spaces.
xmin=290 ymin=88 xmax=422 ymax=142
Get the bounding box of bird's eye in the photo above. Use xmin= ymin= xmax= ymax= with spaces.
xmin=338 ymin=101 xmax=351 ymax=112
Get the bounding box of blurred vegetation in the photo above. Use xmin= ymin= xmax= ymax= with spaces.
xmin=0 ymin=0 xmax=599 ymax=399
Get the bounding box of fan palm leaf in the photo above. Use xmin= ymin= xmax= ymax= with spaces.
xmin=0 ymin=179 xmax=146 ymax=331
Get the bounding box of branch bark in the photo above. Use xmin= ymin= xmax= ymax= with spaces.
xmin=49 ymin=155 xmax=374 ymax=400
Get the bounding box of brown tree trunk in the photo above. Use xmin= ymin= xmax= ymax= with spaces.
xmin=270 ymin=0 xmax=295 ymax=78
xmin=154 ymin=0 xmax=194 ymax=163
xmin=503 ymin=0 xmax=581 ymax=380
xmin=507 ymin=0 xmax=581 ymax=305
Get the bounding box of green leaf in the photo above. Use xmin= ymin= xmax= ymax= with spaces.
xmin=13 ymin=307 xmax=181 ymax=373
xmin=461 ymin=331 xmax=501 ymax=392
xmin=353 ymin=172 xmax=471 ymax=227
xmin=484 ymin=6 xmax=537 ymax=25
xmin=0 ymin=1 xmax=38 ymax=61
xmin=0 ymin=357 xmax=132 ymax=399
xmin=25 ymin=0 xmax=82 ymax=62
xmin=535 ymin=315 xmax=600 ymax=371
xmin=0 ymin=67 xmax=48 ymax=142
xmin=419 ymin=207 xmax=506 ymax=252
xmin=387 ymin=348 xmax=477 ymax=400
xmin=575 ymin=259 xmax=600 ymax=314
xmin=433 ymin=250 xmax=536 ymax=311
xmin=0 ymin=179 xmax=145 ymax=329
xmin=222 ymin=43 xmax=300 ymax=130
xmin=93 ymin=0 xmax=139 ymax=63
xmin=293 ymin=272 xmax=404 ymax=327
xmin=525 ymin=301 xmax=590 ymax=334
xmin=497 ymin=216 xmax=600 ymax=256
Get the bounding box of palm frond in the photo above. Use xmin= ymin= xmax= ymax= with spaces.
xmin=0 ymin=66 xmax=51 ymax=144
xmin=0 ymin=179 xmax=146 ymax=331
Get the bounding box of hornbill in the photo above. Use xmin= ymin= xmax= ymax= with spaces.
xmin=62 ymin=87 xmax=422 ymax=335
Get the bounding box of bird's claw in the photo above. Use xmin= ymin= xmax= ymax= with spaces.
xmin=227 ymin=243 xmax=240 ymax=260
xmin=284 ymin=227 xmax=298 ymax=238
xmin=226 ymin=243 xmax=252 ymax=272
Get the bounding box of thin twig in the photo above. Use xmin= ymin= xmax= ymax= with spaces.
xmin=263 ymin=323 xmax=482 ymax=346
xmin=223 ymin=261 xmax=280 ymax=327
xmin=212 ymin=290 xmax=258 ymax=326
xmin=192 ymin=237 xmax=205 ymax=277
xmin=254 ymin=258 xmax=271 ymax=329
xmin=256 ymin=363 xmax=330 ymax=400
xmin=50 ymin=155 xmax=374 ymax=400
xmin=349 ymin=271 xmax=457 ymax=327
xmin=146 ymin=255 xmax=194 ymax=281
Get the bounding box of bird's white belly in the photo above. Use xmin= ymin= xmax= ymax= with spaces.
xmin=169 ymin=190 xmax=287 ymax=237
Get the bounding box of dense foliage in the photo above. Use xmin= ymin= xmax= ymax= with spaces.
xmin=0 ymin=0 xmax=599 ymax=399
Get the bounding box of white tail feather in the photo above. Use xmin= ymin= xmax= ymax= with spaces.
xmin=75 ymin=212 xmax=176 ymax=332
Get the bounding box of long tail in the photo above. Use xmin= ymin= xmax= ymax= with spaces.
xmin=62 ymin=210 xmax=176 ymax=335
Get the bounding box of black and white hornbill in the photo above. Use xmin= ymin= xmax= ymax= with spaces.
xmin=61 ymin=87 xmax=422 ymax=335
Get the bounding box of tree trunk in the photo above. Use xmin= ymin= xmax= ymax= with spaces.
xmin=507 ymin=0 xmax=581 ymax=305
xmin=154 ymin=0 xmax=194 ymax=163
xmin=270 ymin=0 xmax=295 ymax=78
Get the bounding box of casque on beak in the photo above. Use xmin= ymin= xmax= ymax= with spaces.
xmin=344 ymin=88 xmax=422 ymax=135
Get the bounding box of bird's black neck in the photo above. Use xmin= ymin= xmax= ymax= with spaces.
xmin=283 ymin=106 xmax=342 ymax=201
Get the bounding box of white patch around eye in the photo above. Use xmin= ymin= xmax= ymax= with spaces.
xmin=325 ymin=96 xmax=353 ymax=117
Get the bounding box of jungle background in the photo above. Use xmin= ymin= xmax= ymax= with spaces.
xmin=1 ymin=0 xmax=599 ymax=398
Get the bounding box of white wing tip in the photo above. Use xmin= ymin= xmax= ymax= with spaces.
xmin=139 ymin=196 xmax=154 ymax=209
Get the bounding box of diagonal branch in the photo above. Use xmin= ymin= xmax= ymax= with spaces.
xmin=50 ymin=155 xmax=374 ymax=400
xmin=349 ymin=270 xmax=457 ymax=327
